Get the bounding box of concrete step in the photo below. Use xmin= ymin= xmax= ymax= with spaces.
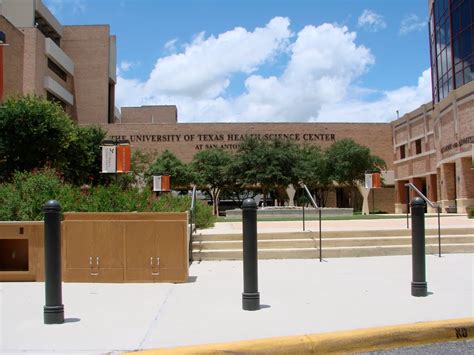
xmin=192 ymin=243 xmax=474 ymax=261
xmin=192 ymin=235 xmax=474 ymax=250
xmin=193 ymin=227 xmax=474 ymax=242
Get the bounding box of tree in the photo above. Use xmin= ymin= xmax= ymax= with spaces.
xmin=325 ymin=139 xmax=386 ymax=211
xmin=192 ymin=147 xmax=233 ymax=216
xmin=145 ymin=150 xmax=192 ymax=190
xmin=61 ymin=125 xmax=106 ymax=185
xmin=0 ymin=95 xmax=75 ymax=180
xmin=325 ymin=139 xmax=386 ymax=186
xmin=231 ymin=137 xmax=298 ymax=206
xmin=294 ymin=145 xmax=331 ymax=206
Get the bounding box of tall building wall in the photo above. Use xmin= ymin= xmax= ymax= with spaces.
xmin=0 ymin=16 xmax=24 ymax=98
xmin=61 ymin=25 xmax=112 ymax=124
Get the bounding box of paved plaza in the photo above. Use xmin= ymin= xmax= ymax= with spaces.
xmin=1 ymin=216 xmax=473 ymax=354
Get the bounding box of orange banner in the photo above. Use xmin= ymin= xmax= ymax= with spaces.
xmin=116 ymin=144 xmax=131 ymax=173
xmin=372 ymin=172 xmax=381 ymax=188
xmin=161 ymin=175 xmax=170 ymax=192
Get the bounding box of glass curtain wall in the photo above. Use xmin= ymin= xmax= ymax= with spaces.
xmin=430 ymin=0 xmax=474 ymax=102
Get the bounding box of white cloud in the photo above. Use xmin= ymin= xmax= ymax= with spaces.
xmin=318 ymin=68 xmax=432 ymax=122
xmin=357 ymin=9 xmax=387 ymax=32
xmin=399 ymin=14 xmax=426 ymax=35
xmin=44 ymin=0 xmax=86 ymax=15
xmin=119 ymin=61 xmax=133 ymax=72
xmin=116 ymin=18 xmax=431 ymax=123
xmin=141 ymin=17 xmax=292 ymax=99
xmin=164 ymin=38 xmax=179 ymax=53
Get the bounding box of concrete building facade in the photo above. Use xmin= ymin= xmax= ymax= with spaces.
xmin=1 ymin=0 xmax=472 ymax=213
xmin=0 ymin=0 xmax=118 ymax=123
xmin=393 ymin=0 xmax=474 ymax=214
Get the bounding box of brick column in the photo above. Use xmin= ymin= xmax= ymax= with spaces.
xmin=395 ymin=180 xmax=408 ymax=213
xmin=426 ymin=174 xmax=438 ymax=213
xmin=456 ymin=157 xmax=474 ymax=213
xmin=439 ymin=163 xmax=456 ymax=212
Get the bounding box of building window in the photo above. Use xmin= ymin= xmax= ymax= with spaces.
xmin=415 ymin=139 xmax=422 ymax=154
xmin=48 ymin=59 xmax=68 ymax=82
xmin=46 ymin=91 xmax=67 ymax=111
xmin=430 ymin=0 xmax=474 ymax=102
xmin=400 ymin=145 xmax=406 ymax=159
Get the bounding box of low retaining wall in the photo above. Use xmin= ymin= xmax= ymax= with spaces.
xmin=0 ymin=212 xmax=189 ymax=283
xmin=225 ymin=207 xmax=353 ymax=219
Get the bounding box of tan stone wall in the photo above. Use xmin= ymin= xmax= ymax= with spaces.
xmin=368 ymin=187 xmax=395 ymax=213
xmin=121 ymin=106 xmax=178 ymax=124
xmin=1 ymin=16 xmax=24 ymax=98
xmin=62 ymin=25 xmax=110 ymax=124
xmin=21 ymin=28 xmax=46 ymax=96
xmin=392 ymin=82 xmax=474 ymax=214
xmin=103 ymin=122 xmax=394 ymax=166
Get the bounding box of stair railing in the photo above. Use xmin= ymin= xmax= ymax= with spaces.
xmin=405 ymin=183 xmax=441 ymax=257
xmin=300 ymin=183 xmax=323 ymax=262
xmin=189 ymin=185 xmax=197 ymax=263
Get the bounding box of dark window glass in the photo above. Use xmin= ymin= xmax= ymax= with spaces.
xmin=464 ymin=65 xmax=474 ymax=83
xmin=445 ymin=20 xmax=451 ymax=45
xmin=455 ymin=70 xmax=464 ymax=87
xmin=461 ymin=29 xmax=472 ymax=58
xmin=453 ymin=8 xmax=461 ymax=34
xmin=400 ymin=145 xmax=406 ymax=159
xmin=453 ymin=37 xmax=462 ymax=62
xmin=415 ymin=139 xmax=422 ymax=155
xmin=461 ymin=1 xmax=470 ymax=27
xmin=47 ymin=59 xmax=67 ymax=82
xmin=46 ymin=91 xmax=67 ymax=110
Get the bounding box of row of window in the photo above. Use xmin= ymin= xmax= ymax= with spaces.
xmin=47 ymin=58 xmax=68 ymax=82
xmin=398 ymin=139 xmax=423 ymax=160
xmin=430 ymin=0 xmax=474 ymax=102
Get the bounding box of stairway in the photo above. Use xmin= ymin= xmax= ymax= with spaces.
xmin=192 ymin=227 xmax=474 ymax=261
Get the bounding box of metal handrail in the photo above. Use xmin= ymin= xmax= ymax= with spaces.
xmin=300 ymin=183 xmax=323 ymax=262
xmin=405 ymin=183 xmax=441 ymax=257
xmin=189 ymin=185 xmax=197 ymax=263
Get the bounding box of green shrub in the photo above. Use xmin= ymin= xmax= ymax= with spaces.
xmin=468 ymin=207 xmax=474 ymax=219
xmin=0 ymin=169 xmax=215 ymax=228
xmin=12 ymin=169 xmax=62 ymax=220
xmin=194 ymin=200 xmax=216 ymax=229
xmin=0 ymin=183 xmax=19 ymax=220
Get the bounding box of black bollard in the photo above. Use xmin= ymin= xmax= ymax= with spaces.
xmin=43 ymin=200 xmax=64 ymax=324
xmin=242 ymin=198 xmax=260 ymax=311
xmin=410 ymin=197 xmax=428 ymax=297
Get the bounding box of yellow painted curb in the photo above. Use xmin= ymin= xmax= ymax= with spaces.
xmin=127 ymin=317 xmax=474 ymax=354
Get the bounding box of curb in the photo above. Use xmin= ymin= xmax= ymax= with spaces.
xmin=127 ymin=317 xmax=474 ymax=354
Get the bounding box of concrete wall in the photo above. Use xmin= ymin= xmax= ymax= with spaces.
xmin=0 ymin=16 xmax=24 ymax=98
xmin=393 ymin=81 xmax=474 ymax=213
xmin=121 ymin=105 xmax=178 ymax=124
xmin=21 ymin=27 xmax=46 ymax=96
xmin=62 ymin=25 xmax=111 ymax=124
xmin=103 ymin=122 xmax=394 ymax=167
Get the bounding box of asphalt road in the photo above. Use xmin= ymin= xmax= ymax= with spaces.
xmin=362 ymin=339 xmax=474 ymax=354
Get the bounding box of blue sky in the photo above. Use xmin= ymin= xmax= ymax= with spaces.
xmin=45 ymin=0 xmax=433 ymax=123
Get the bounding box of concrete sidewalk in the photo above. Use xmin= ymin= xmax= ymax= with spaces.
xmin=1 ymin=254 xmax=473 ymax=354
xmin=200 ymin=214 xmax=472 ymax=234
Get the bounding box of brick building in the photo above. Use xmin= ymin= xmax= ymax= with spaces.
xmin=1 ymin=0 xmax=472 ymax=213
xmin=0 ymin=0 xmax=118 ymax=123
xmin=392 ymin=0 xmax=474 ymax=214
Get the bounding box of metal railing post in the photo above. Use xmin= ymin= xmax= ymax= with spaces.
xmin=438 ymin=206 xmax=441 ymax=257
xmin=319 ymin=209 xmax=322 ymax=262
xmin=302 ymin=204 xmax=305 ymax=231
xmin=300 ymin=183 xmax=323 ymax=262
